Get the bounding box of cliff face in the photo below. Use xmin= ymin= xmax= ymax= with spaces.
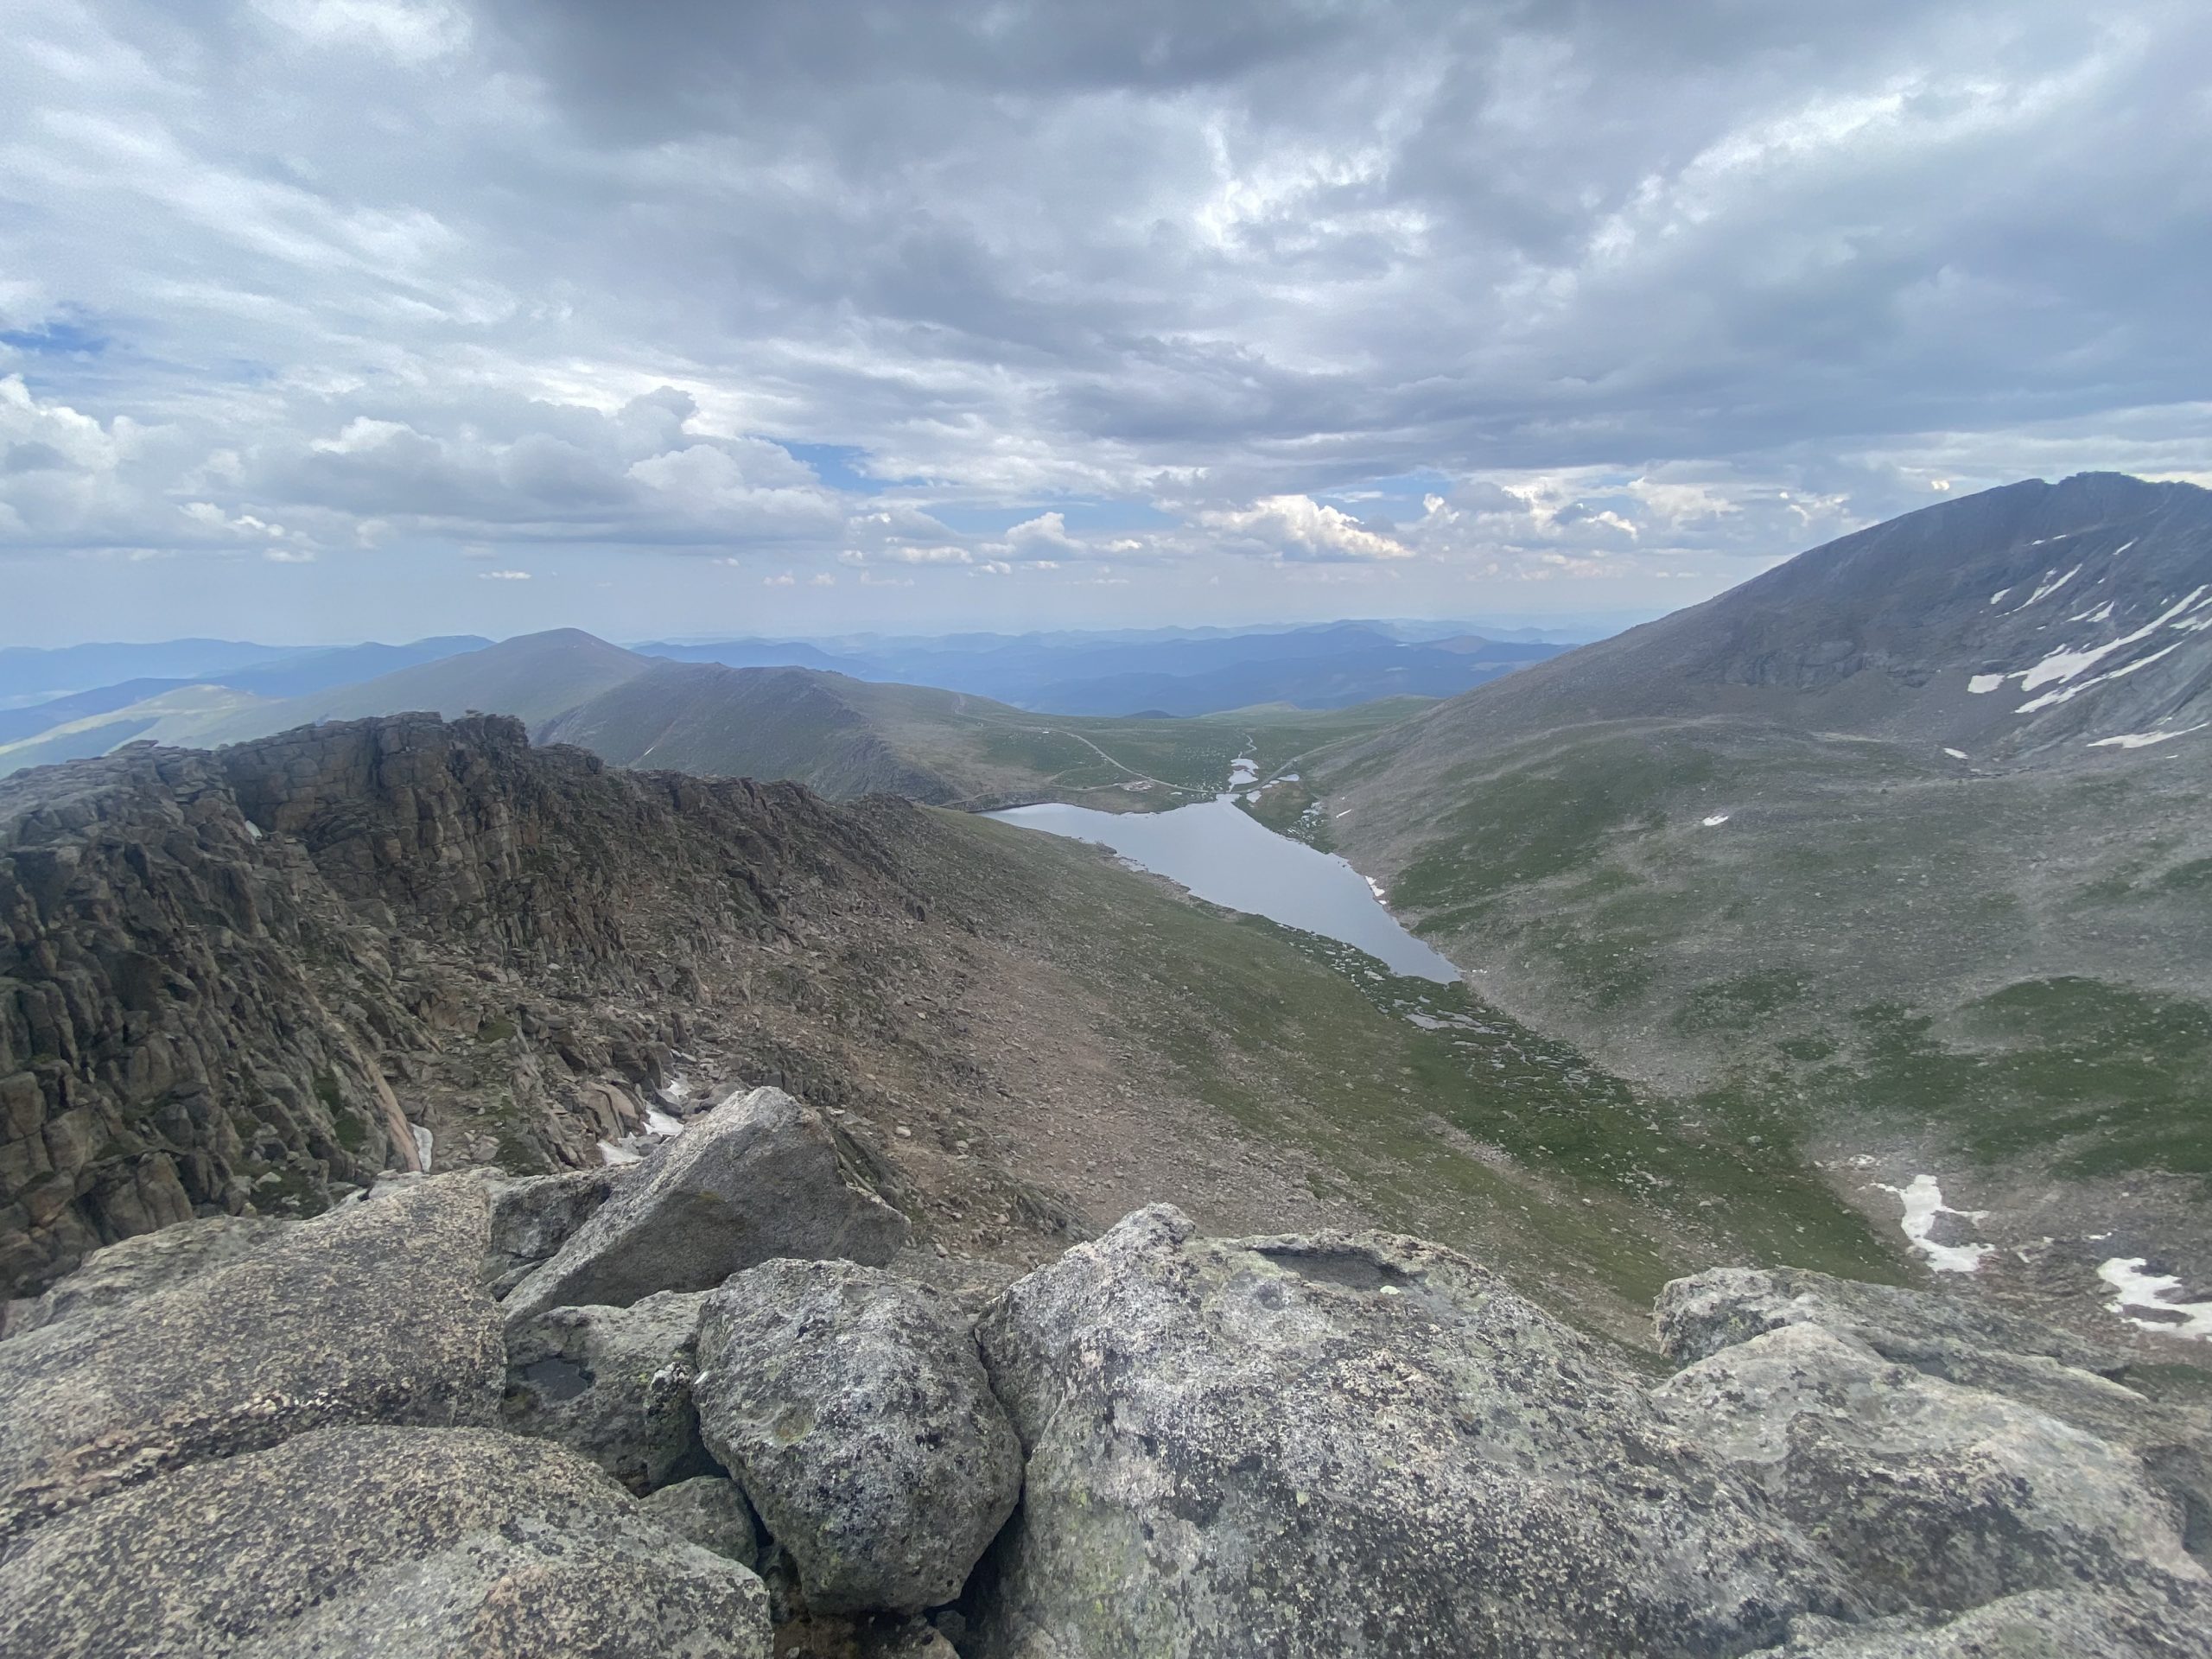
xmin=0 ymin=714 xmax=932 ymax=1300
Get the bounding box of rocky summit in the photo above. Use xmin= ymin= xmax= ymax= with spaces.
xmin=2 ymin=1116 xmax=2208 ymax=1657
xmin=3 ymin=709 xmax=2209 ymax=1655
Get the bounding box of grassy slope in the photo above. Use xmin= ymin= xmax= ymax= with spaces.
xmin=925 ymin=809 xmax=1904 ymax=1340
xmin=1317 ymin=714 xmax=2212 ymax=1196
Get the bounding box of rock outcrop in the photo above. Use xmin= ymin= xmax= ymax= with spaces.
xmin=0 ymin=1425 xmax=772 ymax=1659
xmin=0 ymin=713 xmax=933 ymax=1300
xmin=500 ymin=1087 xmax=909 ymax=1324
xmin=972 ymin=1205 xmax=1848 ymax=1656
xmin=0 ymin=1175 xmax=502 ymax=1539
xmin=504 ymin=1288 xmax=713 ymax=1492
xmin=696 ymin=1258 xmax=1022 ymax=1616
xmin=5 ymin=1178 xmax=2209 ymax=1657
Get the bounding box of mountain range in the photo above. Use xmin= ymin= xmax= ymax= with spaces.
xmin=1310 ymin=472 xmax=2212 ymax=1294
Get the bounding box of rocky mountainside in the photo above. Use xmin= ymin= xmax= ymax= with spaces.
xmin=1370 ymin=473 xmax=2212 ymax=761
xmin=2 ymin=1108 xmax=2207 ymax=1656
xmin=1312 ymin=473 xmax=2212 ymax=1327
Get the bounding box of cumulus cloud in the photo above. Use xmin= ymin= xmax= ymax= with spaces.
xmin=1200 ymin=495 xmax=1412 ymax=562
xmin=3 ymin=0 xmax=2209 ymax=636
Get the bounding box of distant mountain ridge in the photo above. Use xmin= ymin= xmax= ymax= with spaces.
xmin=1311 ymin=473 xmax=2212 ymax=1299
xmin=1390 ymin=472 xmax=2212 ymax=762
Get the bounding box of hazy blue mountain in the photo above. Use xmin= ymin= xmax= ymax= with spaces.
xmin=0 ymin=640 xmax=300 ymax=703
xmin=628 ymin=620 xmax=1563 ymax=715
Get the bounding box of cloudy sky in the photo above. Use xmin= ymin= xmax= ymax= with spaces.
xmin=4 ymin=1 xmax=2208 ymax=645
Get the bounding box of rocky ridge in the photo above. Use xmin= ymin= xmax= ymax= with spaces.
xmin=1 ymin=1084 xmax=2206 ymax=1656
xmin=0 ymin=712 xmax=1084 ymax=1306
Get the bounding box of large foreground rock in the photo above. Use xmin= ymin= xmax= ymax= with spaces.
xmin=0 ymin=1425 xmax=772 ymax=1658
xmin=502 ymin=1087 xmax=908 ymax=1323
xmin=504 ymin=1289 xmax=712 ymax=1492
xmin=4 ymin=1213 xmax=295 ymax=1336
xmin=697 ymin=1257 xmax=1022 ymax=1615
xmin=1661 ymin=1264 xmax=2212 ymax=1571
xmin=0 ymin=1177 xmax=502 ymax=1538
xmin=971 ymin=1205 xmax=1847 ymax=1657
xmin=1655 ymin=1321 xmax=2206 ymax=1616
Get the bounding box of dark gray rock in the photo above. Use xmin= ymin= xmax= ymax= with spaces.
xmin=485 ymin=1167 xmax=626 ymax=1297
xmin=503 ymin=1289 xmax=711 ymax=1492
xmin=6 ymin=1213 xmax=295 ymax=1336
xmin=1654 ymin=1319 xmax=2206 ymax=1616
xmin=0 ymin=1175 xmax=502 ymax=1539
xmin=501 ymin=1087 xmax=909 ymax=1324
xmin=970 ymin=1205 xmax=1848 ymax=1658
xmin=0 ymin=1424 xmax=772 ymax=1658
xmin=642 ymin=1475 xmax=765 ymax=1567
xmin=696 ymin=1257 xmax=1022 ymax=1616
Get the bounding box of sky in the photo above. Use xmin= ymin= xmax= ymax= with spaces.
xmin=3 ymin=1 xmax=2209 ymax=645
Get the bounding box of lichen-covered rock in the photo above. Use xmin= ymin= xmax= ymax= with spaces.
xmin=1659 ymin=1263 xmax=2212 ymax=1570
xmin=643 ymin=1475 xmax=765 ymax=1567
xmin=1654 ymin=1320 xmax=2207 ymax=1615
xmin=5 ymin=1213 xmax=295 ymax=1336
xmin=970 ymin=1205 xmax=1848 ymax=1658
xmin=1656 ymin=1264 xmax=2118 ymax=1374
xmin=1777 ymin=1588 xmax=2212 ymax=1657
xmin=696 ymin=1257 xmax=1022 ymax=1615
xmin=0 ymin=1176 xmax=502 ymax=1538
xmin=504 ymin=1289 xmax=711 ymax=1492
xmin=502 ymin=1088 xmax=909 ymax=1324
xmin=0 ymin=1425 xmax=772 ymax=1659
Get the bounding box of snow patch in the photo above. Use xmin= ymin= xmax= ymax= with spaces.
xmin=2015 ymin=587 xmax=2206 ymax=697
xmin=411 ymin=1125 xmax=433 ymax=1173
xmin=645 ymin=1109 xmax=686 ymax=1137
xmin=598 ymin=1140 xmax=643 ymax=1166
xmin=242 ymin=820 xmax=264 ymax=842
xmin=2066 ymin=600 xmax=2116 ymax=625
xmin=1943 ymin=747 xmax=1968 ymax=760
xmin=2011 ymin=564 xmax=2081 ymax=609
xmin=1967 ymin=674 xmax=2007 ymax=695
xmin=1877 ymin=1173 xmax=1993 ymax=1273
xmin=1700 ymin=813 xmax=1731 ymax=826
xmin=2016 ymin=640 xmax=2183 ymax=713
xmin=1987 ymin=588 xmax=2011 ymax=607
xmin=2098 ymin=1258 xmax=2212 ymax=1340
xmin=2110 ymin=538 xmax=2137 ymax=557
xmin=2088 ymin=725 xmax=2208 ymax=750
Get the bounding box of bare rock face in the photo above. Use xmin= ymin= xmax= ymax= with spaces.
xmin=4 ymin=1212 xmax=295 ymax=1336
xmin=970 ymin=1205 xmax=1847 ymax=1658
xmin=1659 ymin=1264 xmax=2212 ymax=1578
xmin=0 ymin=1175 xmax=503 ymax=1539
xmin=0 ymin=1425 xmax=772 ymax=1659
xmin=643 ymin=1475 xmax=766 ymax=1568
xmin=504 ymin=1289 xmax=712 ymax=1493
xmin=485 ymin=1166 xmax=629 ymax=1296
xmin=1655 ymin=1321 xmax=2206 ymax=1616
xmin=501 ymin=1088 xmax=909 ymax=1325
xmin=0 ymin=712 xmax=938 ymax=1302
xmin=696 ymin=1257 xmax=1022 ymax=1616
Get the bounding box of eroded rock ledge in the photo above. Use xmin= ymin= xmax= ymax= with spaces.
xmin=2 ymin=1083 xmax=2206 ymax=1657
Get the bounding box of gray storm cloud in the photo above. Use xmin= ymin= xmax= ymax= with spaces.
xmin=2 ymin=0 xmax=2207 ymax=636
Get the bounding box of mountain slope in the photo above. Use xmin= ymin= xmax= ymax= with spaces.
xmin=1369 ymin=473 xmax=2212 ymax=763
xmin=540 ymin=660 xmax=1427 ymax=809
xmin=1317 ymin=474 xmax=2212 ymax=1294
xmin=191 ymin=629 xmax=653 ymax=746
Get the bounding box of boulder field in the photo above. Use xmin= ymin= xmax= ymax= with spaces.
xmin=2 ymin=1084 xmax=2207 ymax=1657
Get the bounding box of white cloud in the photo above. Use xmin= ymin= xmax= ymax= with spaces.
xmin=1199 ymin=495 xmax=1412 ymax=562
xmin=478 ymin=568 xmax=531 ymax=580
